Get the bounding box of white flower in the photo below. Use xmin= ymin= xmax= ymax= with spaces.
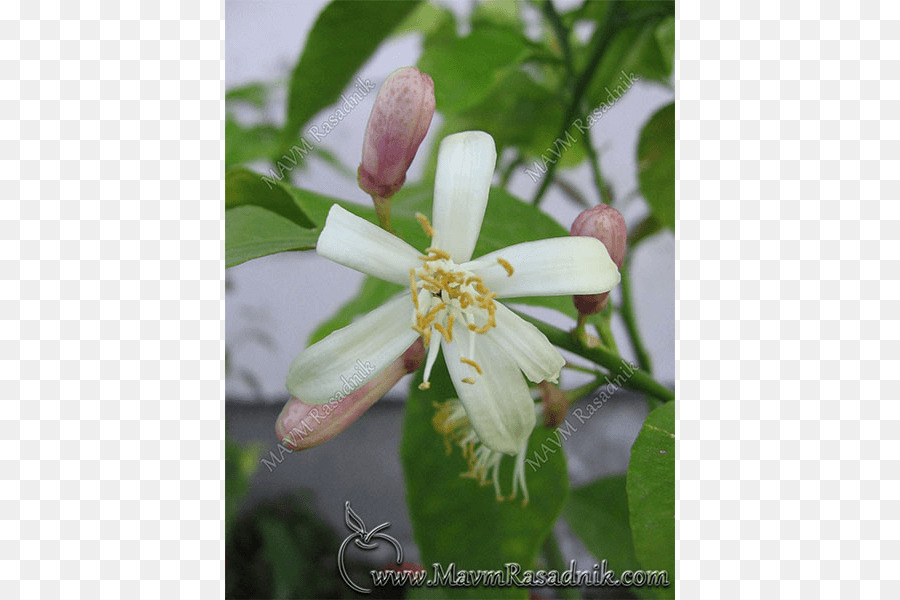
xmin=287 ymin=131 xmax=619 ymax=454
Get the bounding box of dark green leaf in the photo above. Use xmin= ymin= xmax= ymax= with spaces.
xmin=626 ymin=401 xmax=675 ymax=598
xmin=225 ymin=205 xmax=319 ymax=268
xmin=636 ymin=103 xmax=675 ymax=231
xmin=418 ymin=25 xmax=531 ymax=113
xmin=402 ymin=362 xmax=568 ymax=599
xmin=564 ymin=475 xmax=656 ymax=596
xmin=225 ymin=435 xmax=260 ymax=538
xmin=283 ymin=0 xmax=421 ymax=147
xmin=654 ymin=16 xmax=675 ymax=75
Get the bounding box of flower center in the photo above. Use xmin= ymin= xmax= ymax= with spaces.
xmin=409 ymin=247 xmax=498 ymax=348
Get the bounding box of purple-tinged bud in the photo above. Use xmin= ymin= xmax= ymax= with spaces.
xmin=358 ymin=67 xmax=435 ymax=203
xmin=570 ymin=205 xmax=627 ymax=314
xmin=275 ymin=339 xmax=425 ymax=451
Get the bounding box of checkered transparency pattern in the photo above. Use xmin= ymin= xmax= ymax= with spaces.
xmin=0 ymin=1 xmax=223 ymax=598
xmin=679 ymin=1 xmax=899 ymax=598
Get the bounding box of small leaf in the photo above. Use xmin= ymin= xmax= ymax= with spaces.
xmin=418 ymin=24 xmax=531 ymax=113
xmin=224 ymin=117 xmax=281 ymax=170
xmin=283 ymin=0 xmax=421 ymax=147
xmin=637 ymin=103 xmax=675 ymax=231
xmin=225 ymin=82 xmax=271 ymax=108
xmin=225 ymin=205 xmax=319 ymax=268
xmin=626 ymin=401 xmax=675 ymax=598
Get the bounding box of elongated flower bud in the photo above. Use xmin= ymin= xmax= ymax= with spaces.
xmin=570 ymin=205 xmax=627 ymax=314
xmin=276 ymin=339 xmax=425 ymax=450
xmin=358 ymin=67 xmax=435 ymax=202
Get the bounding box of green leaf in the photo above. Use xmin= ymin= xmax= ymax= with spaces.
xmin=401 ymin=362 xmax=568 ymax=599
xmin=307 ymin=277 xmax=404 ymax=346
xmin=471 ymin=0 xmax=521 ymax=29
xmin=225 ymin=205 xmax=319 ymax=268
xmin=564 ymin=475 xmax=662 ymax=598
xmin=225 ymin=166 xmax=316 ymax=228
xmin=626 ymin=401 xmax=675 ymax=598
xmin=225 ymin=81 xmax=271 ymax=109
xmin=654 ymin=16 xmax=675 ymax=75
xmin=283 ymin=0 xmax=421 ymax=146
xmin=225 ymin=435 xmax=260 ymax=538
xmin=393 ymin=1 xmax=456 ymax=43
xmin=637 ymin=103 xmax=675 ymax=231
xmin=257 ymin=515 xmax=307 ymax=598
xmin=225 ymin=117 xmax=281 ymax=170
xmin=418 ymin=24 xmax=531 ymax=113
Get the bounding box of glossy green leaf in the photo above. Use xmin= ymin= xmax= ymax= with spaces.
xmin=418 ymin=25 xmax=531 ymax=113
xmin=283 ymin=0 xmax=420 ymax=146
xmin=564 ymin=475 xmax=662 ymax=598
xmin=401 ymin=362 xmax=568 ymax=599
xmin=637 ymin=103 xmax=675 ymax=231
xmin=626 ymin=401 xmax=675 ymax=598
xmin=225 ymin=205 xmax=319 ymax=268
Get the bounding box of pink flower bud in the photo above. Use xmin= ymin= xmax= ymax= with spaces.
xmin=275 ymin=339 xmax=425 ymax=450
xmin=570 ymin=205 xmax=627 ymax=314
xmin=358 ymin=67 xmax=435 ymax=200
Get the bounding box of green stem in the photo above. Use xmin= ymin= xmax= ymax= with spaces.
xmin=595 ymin=312 xmax=619 ymax=354
xmin=542 ymin=533 xmax=581 ymax=600
xmin=500 ymin=154 xmax=523 ymax=189
xmin=373 ymin=195 xmax=391 ymax=232
xmin=514 ymin=310 xmax=673 ymax=403
xmin=619 ymin=260 xmax=653 ymax=373
xmin=531 ymin=0 xmax=624 ymax=206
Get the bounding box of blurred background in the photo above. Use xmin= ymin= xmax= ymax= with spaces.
xmin=225 ymin=1 xmax=674 ymax=597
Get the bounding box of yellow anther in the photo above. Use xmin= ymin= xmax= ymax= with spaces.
xmin=496 ymin=257 xmax=514 ymax=276
xmin=464 ymin=275 xmax=483 ymax=286
xmin=460 ymin=357 xmax=483 ymax=374
xmin=416 ymin=213 xmax=434 ymax=237
xmin=418 ymin=381 xmax=431 ymax=390
xmin=475 ymin=282 xmax=489 ymax=295
xmin=461 ymin=377 xmax=476 ymax=385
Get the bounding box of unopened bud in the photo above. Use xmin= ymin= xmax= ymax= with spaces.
xmin=570 ymin=205 xmax=627 ymax=314
xmin=358 ymin=67 xmax=435 ymax=202
xmin=275 ymin=339 xmax=425 ymax=450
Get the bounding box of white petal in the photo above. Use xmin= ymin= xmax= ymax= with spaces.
xmin=442 ymin=326 xmax=535 ymax=455
xmin=486 ymin=302 xmax=566 ymax=384
xmin=431 ymin=131 xmax=496 ymax=263
xmin=462 ymin=237 xmax=620 ymax=298
xmin=316 ymin=204 xmax=422 ymax=285
xmin=286 ymin=294 xmax=419 ymax=404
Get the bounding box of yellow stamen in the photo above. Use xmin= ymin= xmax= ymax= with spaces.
xmin=460 ymin=357 xmax=483 ymax=374
xmin=464 ymin=275 xmax=483 ymax=286
xmin=409 ymin=269 xmax=419 ymax=310
xmin=433 ymin=322 xmax=451 ymax=343
xmin=461 ymin=377 xmax=476 ymax=384
xmin=425 ymin=247 xmax=451 ymax=260
xmin=416 ymin=213 xmax=434 ymax=237
xmin=446 ymin=313 xmax=454 ymax=341
xmin=418 ymin=381 xmax=431 ymax=390
xmin=496 ymin=257 xmax=514 ymax=276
